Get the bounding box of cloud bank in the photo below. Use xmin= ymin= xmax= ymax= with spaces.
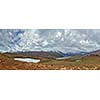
xmin=0 ymin=29 xmax=100 ymax=53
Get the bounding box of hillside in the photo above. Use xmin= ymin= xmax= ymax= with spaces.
xmin=0 ymin=51 xmax=100 ymax=70
xmin=4 ymin=51 xmax=64 ymax=59
xmin=84 ymin=50 xmax=100 ymax=57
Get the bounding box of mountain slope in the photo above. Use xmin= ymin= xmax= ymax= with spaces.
xmin=4 ymin=51 xmax=64 ymax=59
xmin=84 ymin=50 xmax=100 ymax=56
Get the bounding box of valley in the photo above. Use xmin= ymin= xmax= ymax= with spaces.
xmin=0 ymin=50 xmax=100 ymax=70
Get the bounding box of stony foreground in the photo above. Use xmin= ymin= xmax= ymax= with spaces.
xmin=1 ymin=53 xmax=100 ymax=70
xmin=0 ymin=60 xmax=100 ymax=70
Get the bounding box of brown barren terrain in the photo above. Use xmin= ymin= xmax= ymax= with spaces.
xmin=0 ymin=53 xmax=100 ymax=70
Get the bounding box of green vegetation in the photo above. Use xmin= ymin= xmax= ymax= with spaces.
xmin=41 ymin=55 xmax=100 ymax=67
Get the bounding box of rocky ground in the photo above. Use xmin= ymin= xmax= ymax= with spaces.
xmin=0 ymin=59 xmax=100 ymax=70
xmin=1 ymin=53 xmax=100 ymax=70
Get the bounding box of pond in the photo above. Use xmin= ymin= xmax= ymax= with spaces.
xmin=56 ymin=56 xmax=71 ymax=60
xmin=14 ymin=58 xmax=40 ymax=63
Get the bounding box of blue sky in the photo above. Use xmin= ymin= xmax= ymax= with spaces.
xmin=0 ymin=29 xmax=100 ymax=53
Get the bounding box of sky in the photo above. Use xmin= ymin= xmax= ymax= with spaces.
xmin=0 ymin=29 xmax=100 ymax=53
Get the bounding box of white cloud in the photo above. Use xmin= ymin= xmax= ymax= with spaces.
xmin=42 ymin=40 xmax=49 ymax=46
xmin=56 ymin=32 xmax=62 ymax=37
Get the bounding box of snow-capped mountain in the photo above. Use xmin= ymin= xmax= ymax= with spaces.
xmin=0 ymin=29 xmax=100 ymax=53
